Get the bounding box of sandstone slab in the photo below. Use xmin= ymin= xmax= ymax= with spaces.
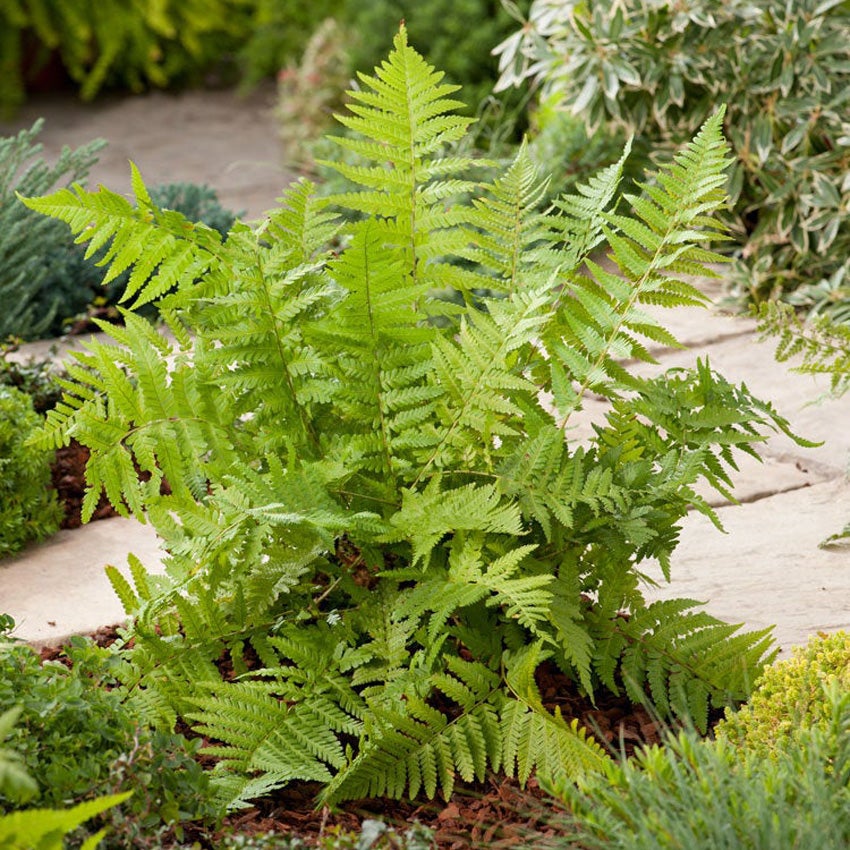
xmin=643 ymin=480 xmax=850 ymax=656
xmin=0 ymin=83 xmax=289 ymax=221
xmin=0 ymin=517 xmax=165 ymax=645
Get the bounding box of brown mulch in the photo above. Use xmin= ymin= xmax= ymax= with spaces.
xmin=39 ymin=625 xmax=677 ymax=849
xmin=51 ymin=439 xmax=118 ymax=528
xmin=50 ymin=438 xmax=171 ymax=528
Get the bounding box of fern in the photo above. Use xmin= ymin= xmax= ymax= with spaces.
xmin=758 ymin=301 xmax=850 ymax=399
xmin=589 ymin=598 xmax=777 ymax=733
xmin=0 ymin=793 xmax=130 ymax=850
xmin=23 ymin=26 xmax=807 ymax=808
xmin=321 ymin=648 xmax=606 ymax=804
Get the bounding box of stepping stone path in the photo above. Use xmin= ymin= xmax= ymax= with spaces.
xmin=1 ymin=88 xmax=848 ymax=654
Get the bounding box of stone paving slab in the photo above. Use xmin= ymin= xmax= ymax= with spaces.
xmin=0 ymin=517 xmax=164 ymax=645
xmin=643 ymin=480 xmax=850 ymax=655
xmin=0 ymin=83 xmax=288 ymax=221
xmin=5 ymin=330 xmax=110 ymax=365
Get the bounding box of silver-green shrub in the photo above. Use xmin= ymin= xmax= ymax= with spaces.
xmin=496 ymin=0 xmax=850 ymax=309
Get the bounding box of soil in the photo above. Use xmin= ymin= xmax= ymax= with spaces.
xmin=38 ymin=625 xmax=685 ymax=848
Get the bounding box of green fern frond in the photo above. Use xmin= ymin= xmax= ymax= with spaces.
xmin=495 ymin=424 xmax=624 ymax=541
xmin=418 ymin=286 xmax=551 ymax=477
xmin=328 ymin=25 xmax=472 ymax=185
xmin=321 ymin=657 xmax=504 ymax=804
xmin=602 ymin=357 xmax=816 ymax=526
xmin=189 ymin=682 xmax=345 ymax=807
xmin=458 ymin=140 xmax=552 ymax=294
xmin=53 ymin=312 xmax=219 ymax=521
xmin=499 ymin=699 xmax=607 ymax=785
xmin=385 ymin=478 xmax=523 ymax=565
xmin=592 ymin=598 xmax=776 ymax=733
xmin=758 ymin=301 xmax=850 ymax=398
xmin=390 ymin=534 xmax=552 ymax=642
xmin=308 ymin=222 xmax=438 ymax=485
xmin=198 ymin=250 xmax=335 ymax=452
xmin=541 ymin=137 xmax=633 ymax=272
xmin=262 ymin=178 xmax=341 ymax=267
xmin=501 ymin=642 xmax=608 ymax=783
xmin=21 ymin=162 xmax=223 ymax=308
xmin=547 ymin=108 xmax=732 ymax=424
xmin=104 ymin=553 xmax=157 ymax=616
xmin=390 ymin=541 xmax=492 ymax=645
xmin=322 ymin=25 xmax=479 ymax=294
xmin=350 ymin=590 xmax=421 ymax=690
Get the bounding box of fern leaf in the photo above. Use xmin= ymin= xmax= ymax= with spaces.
xmin=548 ymin=108 xmax=732 ymax=425
xmin=21 ymin=162 xmax=223 ymax=308
xmin=543 ymin=137 xmax=633 ymax=271
xmin=385 ymin=478 xmax=523 ymax=565
xmin=458 ymin=140 xmax=553 ymax=295
xmin=592 ymin=598 xmax=776 ymax=733
xmin=308 ymin=221 xmax=438 ymax=486
xmin=262 ymin=177 xmax=341 ymax=268
xmin=322 ymin=658 xmax=503 ymax=804
xmin=322 ymin=25 xmax=478 ymax=292
xmin=758 ymin=301 xmax=850 ymax=398
xmin=189 ymin=682 xmax=352 ymax=808
xmin=501 ymin=643 xmax=608 ymax=783
xmin=418 ymin=286 xmax=551 ymax=478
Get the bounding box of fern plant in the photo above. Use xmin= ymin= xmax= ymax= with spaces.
xmin=25 ymin=28 xmax=804 ymax=808
xmin=0 ymin=794 xmax=130 ymax=850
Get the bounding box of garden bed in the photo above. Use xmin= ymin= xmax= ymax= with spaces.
xmin=37 ymin=625 xmax=668 ymax=848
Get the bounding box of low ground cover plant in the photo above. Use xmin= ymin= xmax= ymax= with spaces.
xmin=0 ymin=624 xmax=217 ymax=848
xmin=0 ymin=341 xmax=66 ymax=414
xmin=496 ymin=0 xmax=850 ymax=309
xmin=717 ymin=630 xmax=850 ymax=757
xmin=0 ymin=699 xmax=129 ymax=849
xmin=0 ymin=385 xmax=61 ymax=557
xmin=24 ymin=27 xmax=804 ymax=812
xmin=0 ymin=794 xmax=130 ymax=850
xmin=547 ymin=688 xmax=850 ymax=850
xmin=541 ymin=629 xmax=850 ymax=850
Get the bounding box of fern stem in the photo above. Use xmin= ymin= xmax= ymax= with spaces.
xmin=401 ymin=41 xmax=421 ymax=301
xmin=361 ymin=239 xmax=397 ymax=483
